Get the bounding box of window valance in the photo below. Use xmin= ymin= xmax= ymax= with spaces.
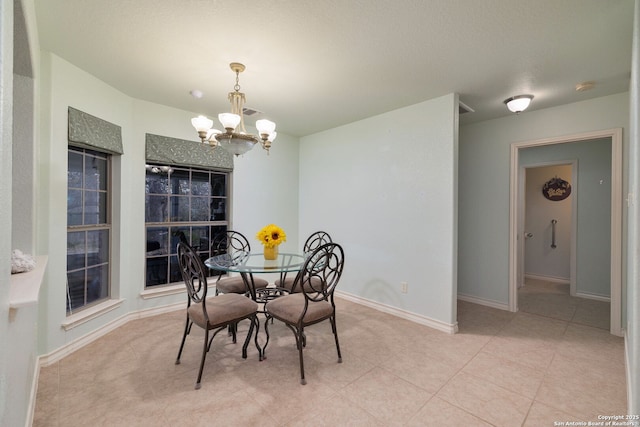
xmin=145 ymin=133 xmax=233 ymax=171
xmin=68 ymin=107 xmax=123 ymax=155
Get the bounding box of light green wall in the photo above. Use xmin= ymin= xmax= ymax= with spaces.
xmin=459 ymin=92 xmax=629 ymax=306
xmin=12 ymin=74 xmax=34 ymax=253
xmin=231 ymin=129 xmax=301 ymax=270
xmin=299 ymin=94 xmax=459 ymax=326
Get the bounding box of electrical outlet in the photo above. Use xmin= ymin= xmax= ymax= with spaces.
xmin=400 ymin=282 xmax=408 ymax=293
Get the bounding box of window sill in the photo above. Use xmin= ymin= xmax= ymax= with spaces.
xmin=10 ymin=255 xmax=48 ymax=311
xmin=139 ymin=283 xmax=186 ymax=299
xmin=139 ymin=283 xmax=219 ymax=300
xmin=62 ymin=298 xmax=125 ymax=331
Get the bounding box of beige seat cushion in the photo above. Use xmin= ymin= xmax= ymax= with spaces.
xmin=274 ymin=276 xmax=296 ymax=292
xmin=274 ymin=276 xmax=323 ymax=293
xmin=216 ymin=275 xmax=269 ymax=294
xmin=188 ymin=293 xmax=258 ymax=329
xmin=266 ymin=293 xmax=333 ymax=325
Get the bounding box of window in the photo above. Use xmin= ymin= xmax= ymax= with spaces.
xmin=67 ymin=147 xmax=111 ymax=313
xmin=145 ymin=164 xmax=229 ymax=287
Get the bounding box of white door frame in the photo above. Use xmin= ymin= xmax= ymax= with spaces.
xmin=509 ymin=128 xmax=623 ymax=336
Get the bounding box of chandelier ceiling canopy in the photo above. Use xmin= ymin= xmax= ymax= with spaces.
xmin=191 ymin=62 xmax=276 ymax=156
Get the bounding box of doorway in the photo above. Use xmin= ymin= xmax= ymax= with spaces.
xmin=509 ymin=129 xmax=623 ymax=336
xmin=522 ymin=162 xmax=576 ymax=289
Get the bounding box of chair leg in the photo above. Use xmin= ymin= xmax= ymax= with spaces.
xmin=175 ymin=316 xmax=191 ymax=365
xmin=262 ymin=315 xmax=272 ymax=360
xmin=330 ymin=316 xmax=342 ymax=363
xmin=296 ymin=327 xmax=306 ymax=385
xmin=195 ymin=328 xmax=209 ymax=390
xmin=227 ymin=321 xmax=239 ymax=342
xmin=256 ymin=315 xmax=264 ymax=361
xmin=242 ymin=316 xmax=258 ymax=359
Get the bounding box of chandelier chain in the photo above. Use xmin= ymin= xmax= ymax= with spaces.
xmin=234 ymin=70 xmax=241 ymax=92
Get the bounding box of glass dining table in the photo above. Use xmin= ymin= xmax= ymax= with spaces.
xmin=205 ymin=251 xmax=306 ymax=300
xmin=204 ymin=251 xmax=307 ymax=359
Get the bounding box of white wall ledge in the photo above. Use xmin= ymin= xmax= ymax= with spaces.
xmin=9 ymin=255 xmax=48 ymax=309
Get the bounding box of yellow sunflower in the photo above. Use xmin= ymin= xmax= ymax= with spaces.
xmin=256 ymin=224 xmax=287 ymax=248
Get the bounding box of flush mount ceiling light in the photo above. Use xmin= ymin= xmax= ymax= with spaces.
xmin=191 ymin=62 xmax=276 ymax=156
xmin=504 ymin=95 xmax=534 ymax=114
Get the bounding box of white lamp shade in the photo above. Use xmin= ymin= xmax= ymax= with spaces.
xmin=191 ymin=115 xmax=214 ymax=132
xmin=255 ymin=119 xmax=276 ymax=135
xmin=267 ymin=131 xmax=277 ymax=142
xmin=505 ymin=95 xmax=533 ymax=113
xmin=218 ymin=113 xmax=241 ymax=130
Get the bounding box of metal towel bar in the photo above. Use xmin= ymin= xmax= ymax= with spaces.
xmin=551 ymin=219 xmax=557 ymax=249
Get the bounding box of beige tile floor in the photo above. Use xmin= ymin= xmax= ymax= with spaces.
xmin=33 ymin=281 xmax=626 ymax=426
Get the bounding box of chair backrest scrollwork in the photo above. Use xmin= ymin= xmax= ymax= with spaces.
xmin=211 ymin=230 xmax=251 ymax=261
xmin=303 ymin=231 xmax=332 ymax=255
xmin=177 ymin=241 xmax=209 ymax=315
xmin=299 ymin=242 xmax=344 ymax=304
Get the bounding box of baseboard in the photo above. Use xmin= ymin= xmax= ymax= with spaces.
xmin=39 ymin=302 xmax=184 ymax=367
xmin=335 ymin=290 xmax=458 ymax=334
xmin=575 ymin=291 xmax=611 ymax=302
xmin=457 ymin=293 xmax=511 ymax=311
xmin=524 ymin=274 xmax=570 ymax=284
xmin=625 ymin=330 xmax=633 ymax=414
xmin=26 ymin=357 xmax=39 ymax=427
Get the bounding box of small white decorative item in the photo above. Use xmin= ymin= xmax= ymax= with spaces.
xmin=11 ymin=249 xmax=36 ymax=274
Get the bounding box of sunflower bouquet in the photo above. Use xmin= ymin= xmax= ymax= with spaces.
xmin=256 ymin=224 xmax=287 ymax=249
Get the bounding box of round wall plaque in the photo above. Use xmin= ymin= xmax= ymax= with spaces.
xmin=542 ymin=176 xmax=571 ymax=201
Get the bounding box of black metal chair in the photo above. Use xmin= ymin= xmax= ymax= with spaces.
xmin=175 ymin=241 xmax=260 ymax=389
xmin=274 ymin=231 xmax=332 ymax=293
xmin=210 ymin=231 xmax=269 ymax=295
xmin=265 ymin=242 xmax=345 ymax=384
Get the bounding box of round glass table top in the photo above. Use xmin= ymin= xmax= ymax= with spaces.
xmin=205 ymin=252 xmax=306 ymax=274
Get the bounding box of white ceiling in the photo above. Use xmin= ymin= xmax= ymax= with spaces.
xmin=33 ymin=0 xmax=634 ymax=137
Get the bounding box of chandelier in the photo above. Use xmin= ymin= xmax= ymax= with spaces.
xmin=191 ymin=62 xmax=277 ymax=156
